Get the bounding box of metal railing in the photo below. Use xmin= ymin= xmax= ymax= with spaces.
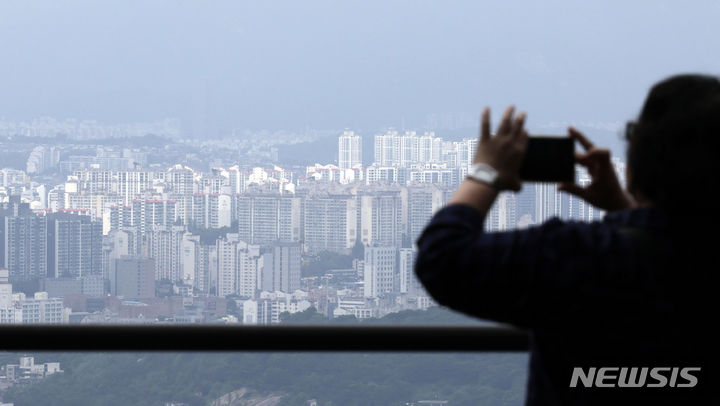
xmin=0 ymin=325 xmax=529 ymax=352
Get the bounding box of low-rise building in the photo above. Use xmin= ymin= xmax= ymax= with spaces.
xmin=242 ymin=290 xmax=312 ymax=325
xmin=1 ymin=269 xmax=68 ymax=324
xmin=1 ymin=356 xmax=63 ymax=383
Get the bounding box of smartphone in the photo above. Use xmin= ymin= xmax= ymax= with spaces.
xmin=519 ymin=136 xmax=575 ymax=182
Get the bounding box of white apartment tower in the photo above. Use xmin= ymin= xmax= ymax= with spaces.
xmin=227 ymin=166 xmax=249 ymax=194
xmin=374 ymin=130 xmax=444 ymax=167
xmin=338 ymin=130 xmax=362 ymax=169
xmin=374 ymin=130 xmax=400 ymax=167
xmin=418 ymin=132 xmax=442 ymax=163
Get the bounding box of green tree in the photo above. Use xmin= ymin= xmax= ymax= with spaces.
xmin=279 ymin=307 xmax=329 ymax=324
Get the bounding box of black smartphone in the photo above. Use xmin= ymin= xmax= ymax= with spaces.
xmin=519 ymin=136 xmax=575 ymax=182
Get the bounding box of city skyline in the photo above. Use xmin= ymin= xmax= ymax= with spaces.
xmin=0 ymin=127 xmax=623 ymax=326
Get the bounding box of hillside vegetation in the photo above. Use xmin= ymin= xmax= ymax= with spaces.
xmin=2 ymin=308 xmax=527 ymax=406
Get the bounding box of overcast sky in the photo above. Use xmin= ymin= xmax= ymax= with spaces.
xmin=1 ymin=0 xmax=719 ymax=144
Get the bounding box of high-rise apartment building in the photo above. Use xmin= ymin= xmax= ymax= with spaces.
xmin=363 ymin=245 xmax=397 ymax=298
xmin=147 ymin=225 xmax=185 ymax=281
xmin=192 ymin=194 xmax=232 ymax=229
xmin=103 ymin=227 xmax=140 ymax=282
xmin=418 ymin=132 xmax=442 ymax=163
xmin=180 ymin=234 xmax=217 ymax=294
xmin=406 ymin=185 xmax=446 ymax=245
xmin=216 ymin=234 xmax=241 ymax=297
xmin=374 ymin=130 xmax=400 ymax=167
xmin=46 ymin=213 xmax=102 ymax=278
xmin=65 ymin=194 xmax=117 ymax=221
xmin=110 ymin=256 xmax=155 ymax=298
xmin=1 ymin=205 xmax=48 ymax=282
xmin=132 ymin=199 xmax=177 ymax=233
xmin=108 ymin=204 xmax=132 ymax=232
xmin=201 ymin=170 xmax=231 ymax=195
xmin=338 ymin=130 xmax=362 ymax=169
xmin=303 ymin=193 xmax=357 ymax=254
xmin=236 ymin=194 xmax=301 ymax=244
xmin=72 ymin=168 xmax=113 ymax=195
xmin=237 ymin=244 xmax=261 ymax=299
xmin=398 ymin=248 xmax=423 ymax=295
xmin=398 ymin=131 xmax=419 ymax=167
xmin=374 ymin=130 xmax=446 ymax=168
xmin=259 ymin=243 xmax=301 ymax=293
xmin=117 ymin=170 xmax=154 ymax=205
xmin=227 ymin=166 xmax=249 ymax=194
xmin=359 ymin=189 xmax=404 ymax=247
xmin=162 ymin=165 xmax=195 ymax=195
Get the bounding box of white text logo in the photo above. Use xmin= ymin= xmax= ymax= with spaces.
xmin=569 ymin=367 xmax=701 ymax=388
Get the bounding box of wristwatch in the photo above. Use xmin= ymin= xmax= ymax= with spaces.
xmin=466 ymin=163 xmax=499 ymax=188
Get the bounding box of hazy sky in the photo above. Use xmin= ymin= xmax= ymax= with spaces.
xmin=1 ymin=0 xmax=719 ymax=141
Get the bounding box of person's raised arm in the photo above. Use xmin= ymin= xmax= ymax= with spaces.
xmin=414 ymin=105 xmax=541 ymax=325
xmin=415 ymin=114 xmax=639 ymax=328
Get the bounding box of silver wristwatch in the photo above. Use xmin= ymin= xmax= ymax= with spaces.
xmin=466 ymin=163 xmax=498 ymax=188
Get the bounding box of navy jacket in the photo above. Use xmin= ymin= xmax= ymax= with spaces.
xmin=415 ymin=204 xmax=716 ymax=405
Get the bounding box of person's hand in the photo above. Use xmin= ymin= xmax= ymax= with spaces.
xmin=473 ymin=106 xmax=528 ymax=191
xmin=558 ymin=127 xmax=636 ymax=211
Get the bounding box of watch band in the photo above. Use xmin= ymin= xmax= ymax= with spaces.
xmin=465 ymin=163 xmax=499 ymax=188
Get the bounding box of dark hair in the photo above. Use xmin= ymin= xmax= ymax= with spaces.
xmin=627 ymin=74 xmax=720 ymax=218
